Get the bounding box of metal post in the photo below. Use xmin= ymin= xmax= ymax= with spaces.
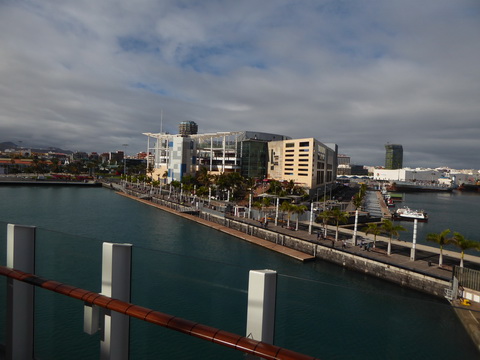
xmin=308 ymin=202 xmax=314 ymax=234
xmin=275 ymin=197 xmax=279 ymax=226
xmin=352 ymin=209 xmax=359 ymax=246
xmin=246 ymin=270 xmax=277 ymax=346
xmin=6 ymin=224 xmax=36 ymax=360
xmin=248 ymin=193 xmax=252 ymax=219
xmin=410 ymin=219 xmax=417 ymax=261
xmin=100 ymin=243 xmax=132 ymax=360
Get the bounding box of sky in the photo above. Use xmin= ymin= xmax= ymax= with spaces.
xmin=1 ymin=0 xmax=479 ymax=169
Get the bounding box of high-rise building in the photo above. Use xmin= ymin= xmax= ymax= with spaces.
xmin=385 ymin=144 xmax=403 ymax=169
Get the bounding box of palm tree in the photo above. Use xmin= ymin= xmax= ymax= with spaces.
xmin=253 ymin=201 xmax=263 ymax=220
xmin=196 ymin=166 xmax=211 ymax=187
xmin=329 ymin=208 xmax=349 ymax=242
xmin=426 ymin=229 xmax=452 ymax=266
xmin=261 ymin=197 xmax=272 ymax=221
xmin=352 ymin=193 xmax=363 ymax=210
xmin=450 ymin=232 xmax=480 ymax=268
xmin=316 ymin=210 xmax=331 ymax=239
xmin=280 ymin=201 xmax=295 ymax=228
xmin=381 ymin=219 xmax=406 ymax=255
xmin=362 ymin=222 xmax=382 ymax=248
xmin=293 ymin=204 xmax=308 ymax=231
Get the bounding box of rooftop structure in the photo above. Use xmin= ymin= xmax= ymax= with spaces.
xmin=178 ymin=121 xmax=198 ymax=136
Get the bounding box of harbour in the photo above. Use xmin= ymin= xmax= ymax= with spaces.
xmin=0 ymin=185 xmax=479 ymax=359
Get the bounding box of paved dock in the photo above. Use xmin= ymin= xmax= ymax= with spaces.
xmin=117 ymin=192 xmax=315 ymax=262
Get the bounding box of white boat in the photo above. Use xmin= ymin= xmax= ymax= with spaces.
xmin=393 ymin=206 xmax=428 ymax=222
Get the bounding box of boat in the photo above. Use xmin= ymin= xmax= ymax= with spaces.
xmin=393 ymin=206 xmax=428 ymax=222
xmin=386 ymin=181 xmax=453 ymax=193
xmin=457 ymin=183 xmax=480 ymax=192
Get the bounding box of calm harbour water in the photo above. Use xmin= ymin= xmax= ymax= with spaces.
xmin=390 ymin=191 xmax=480 ymax=252
xmin=0 ymin=186 xmax=478 ymax=359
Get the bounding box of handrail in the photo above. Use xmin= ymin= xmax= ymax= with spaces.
xmin=0 ymin=265 xmax=319 ymax=360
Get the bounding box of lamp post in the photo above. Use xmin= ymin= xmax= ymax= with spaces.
xmin=275 ymin=197 xmax=279 ymax=226
xmin=122 ymin=144 xmax=128 ymax=187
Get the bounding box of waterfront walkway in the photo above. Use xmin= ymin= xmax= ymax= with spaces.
xmin=116 ymin=189 xmax=480 ymax=352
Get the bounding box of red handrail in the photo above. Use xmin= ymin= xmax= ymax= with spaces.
xmin=1 ymin=265 xmax=319 ymax=360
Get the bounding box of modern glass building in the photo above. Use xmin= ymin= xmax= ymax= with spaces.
xmin=238 ymin=140 xmax=268 ymax=179
xmin=385 ymin=144 xmax=403 ymax=169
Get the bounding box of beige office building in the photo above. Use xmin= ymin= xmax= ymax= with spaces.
xmin=267 ymin=138 xmax=337 ymax=193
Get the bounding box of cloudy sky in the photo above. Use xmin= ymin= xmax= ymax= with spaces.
xmin=1 ymin=0 xmax=479 ymax=169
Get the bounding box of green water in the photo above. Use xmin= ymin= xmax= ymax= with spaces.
xmin=0 ymin=186 xmax=477 ymax=359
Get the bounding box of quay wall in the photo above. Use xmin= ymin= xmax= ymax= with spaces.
xmin=121 ymin=188 xmax=450 ymax=299
xmin=224 ymin=217 xmax=450 ymax=298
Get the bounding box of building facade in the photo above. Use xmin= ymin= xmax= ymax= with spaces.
xmin=267 ymin=138 xmax=337 ymax=194
xmin=385 ymin=144 xmax=403 ymax=169
xmin=144 ymin=130 xmax=289 ymax=183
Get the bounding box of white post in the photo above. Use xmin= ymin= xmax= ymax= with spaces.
xmin=6 ymin=224 xmax=36 ymax=360
xmin=352 ymin=210 xmax=359 ymax=246
xmin=248 ymin=193 xmax=252 ymax=219
xmin=308 ymin=202 xmax=314 ymax=234
xmin=246 ymin=270 xmax=277 ymax=345
xmin=100 ymin=243 xmax=132 ymax=360
xmin=410 ymin=219 xmax=418 ymax=261
xmin=275 ymin=197 xmax=279 ymax=226
xmin=208 ymin=186 xmax=212 ymax=205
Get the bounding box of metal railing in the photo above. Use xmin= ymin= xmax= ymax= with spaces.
xmin=1 ymin=265 xmax=318 ymax=360
xmin=454 ymin=266 xmax=480 ymax=292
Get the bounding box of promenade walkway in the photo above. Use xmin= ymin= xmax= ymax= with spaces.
xmin=116 ymin=188 xmax=480 ymax=352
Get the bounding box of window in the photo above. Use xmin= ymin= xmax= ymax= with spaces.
xmin=286 ymin=143 xmax=295 ymax=148
xmin=299 ymin=141 xmax=309 ymax=147
xmin=298 ymin=173 xmax=308 ymax=176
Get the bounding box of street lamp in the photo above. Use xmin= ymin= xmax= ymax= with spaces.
xmin=122 ymin=144 xmax=128 ymax=185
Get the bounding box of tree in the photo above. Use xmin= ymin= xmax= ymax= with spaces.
xmin=280 ymin=201 xmax=295 ymax=228
xmin=329 ymin=208 xmax=349 ymax=242
xmin=381 ymin=219 xmax=406 ymax=255
xmin=293 ymin=204 xmax=308 ymax=231
xmin=352 ymin=193 xmax=363 ymax=210
xmin=316 ymin=210 xmax=331 ymax=239
xmin=196 ymin=166 xmax=211 ymax=187
xmin=450 ymin=232 xmax=480 ymax=268
xmin=426 ymin=229 xmax=452 ymax=266
xmin=362 ymin=222 xmax=382 ymax=248
xmin=267 ymin=180 xmax=283 ymax=195
xmin=253 ymin=201 xmax=263 ymax=220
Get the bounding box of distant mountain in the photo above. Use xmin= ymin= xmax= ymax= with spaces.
xmin=0 ymin=141 xmax=73 ymax=154
xmin=0 ymin=141 xmax=18 ymax=150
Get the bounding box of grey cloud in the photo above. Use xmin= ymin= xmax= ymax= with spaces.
xmin=0 ymin=0 xmax=479 ymax=169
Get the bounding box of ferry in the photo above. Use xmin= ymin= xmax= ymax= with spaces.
xmin=387 ymin=181 xmax=453 ymax=193
xmin=393 ymin=206 xmax=428 ymax=222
